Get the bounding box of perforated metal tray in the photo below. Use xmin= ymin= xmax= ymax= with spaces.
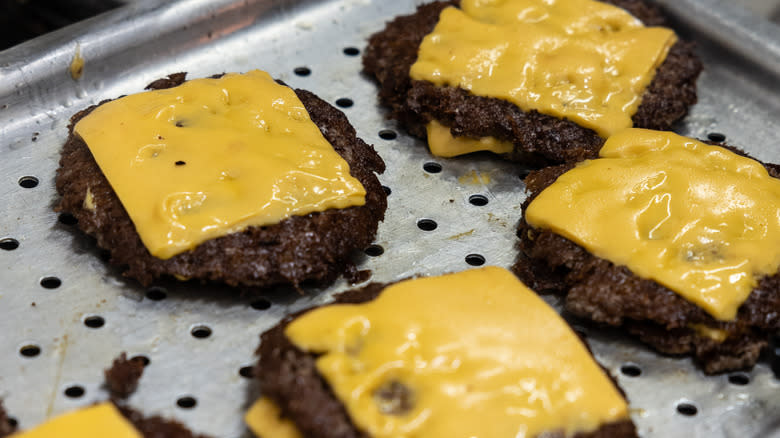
xmin=1 ymin=0 xmax=779 ymax=437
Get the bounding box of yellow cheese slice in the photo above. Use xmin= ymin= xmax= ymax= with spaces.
xmin=285 ymin=266 xmax=629 ymax=438
xmin=11 ymin=403 xmax=141 ymax=438
xmin=525 ymin=128 xmax=780 ymax=320
xmin=426 ymin=120 xmax=513 ymax=157
xmin=689 ymin=324 xmax=729 ymax=342
xmin=411 ymin=0 xmax=677 ymax=138
xmin=245 ymin=398 xmax=303 ymax=438
xmin=74 ymin=70 xmax=366 ymax=259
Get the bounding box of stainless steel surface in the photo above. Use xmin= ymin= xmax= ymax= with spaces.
xmin=1 ymin=0 xmax=779 ymax=437
xmin=654 ymin=0 xmax=780 ymax=77
xmin=731 ymin=0 xmax=780 ymax=22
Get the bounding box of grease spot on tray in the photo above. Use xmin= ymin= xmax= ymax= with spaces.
xmin=70 ymin=44 xmax=84 ymax=80
xmin=448 ymin=229 xmax=475 ymax=240
xmin=458 ymin=170 xmax=491 ymax=185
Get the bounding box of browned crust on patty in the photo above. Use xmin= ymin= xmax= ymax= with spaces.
xmin=255 ymin=282 xmax=637 ymax=438
xmin=0 ymin=353 xmax=211 ymax=438
xmin=0 ymin=400 xmax=16 ymax=438
xmin=105 ymin=352 xmax=146 ymax=400
xmin=55 ymin=73 xmax=387 ymax=288
xmin=512 ymin=148 xmax=780 ymax=374
xmin=362 ymin=0 xmax=702 ymax=166
xmin=116 ymin=405 xmax=212 ymax=438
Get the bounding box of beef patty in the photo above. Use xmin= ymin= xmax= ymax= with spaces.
xmin=0 ymin=353 xmax=211 ymax=438
xmin=254 ymin=282 xmax=638 ymax=438
xmin=55 ymin=73 xmax=387 ymax=288
xmin=513 ymin=147 xmax=780 ymax=374
xmin=362 ymin=0 xmax=702 ymax=166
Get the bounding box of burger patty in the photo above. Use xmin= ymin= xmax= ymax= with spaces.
xmin=513 ymin=151 xmax=780 ymax=375
xmin=362 ymin=0 xmax=703 ymax=166
xmin=0 ymin=404 xmax=209 ymax=438
xmin=254 ymin=283 xmax=638 ymax=438
xmin=55 ymin=73 xmax=387 ymax=288
xmin=0 ymin=353 xmax=211 ymax=438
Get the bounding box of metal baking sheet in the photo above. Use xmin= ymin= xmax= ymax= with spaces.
xmin=1 ymin=0 xmax=779 ymax=436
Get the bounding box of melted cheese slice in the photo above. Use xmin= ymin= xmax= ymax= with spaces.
xmin=285 ymin=267 xmax=628 ymax=438
xmin=410 ymin=0 xmax=677 ymax=138
xmin=74 ymin=70 xmax=366 ymax=259
xmin=526 ymin=128 xmax=780 ymax=321
xmin=245 ymin=398 xmax=303 ymax=438
xmin=11 ymin=403 xmax=141 ymax=438
xmin=426 ymin=120 xmax=514 ymax=157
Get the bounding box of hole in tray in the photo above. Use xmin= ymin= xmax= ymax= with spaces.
xmin=468 ymin=194 xmax=489 ymax=206
xmin=465 ymin=254 xmax=485 ymax=266
xmin=175 ymin=160 xmax=186 ymax=166
xmin=423 ymin=162 xmax=442 ymax=174
xmin=707 ymin=132 xmax=726 ymax=142
xmin=239 ymin=366 xmax=254 ymax=378
xmin=343 ymin=47 xmax=360 ymax=56
xmin=417 ymin=219 xmax=437 ymax=231
xmin=40 ymin=277 xmax=61 ymax=289
xmin=191 ymin=325 xmax=212 ymax=339
xmin=64 ymin=385 xmax=85 ymax=398
xmin=364 ymin=244 xmax=384 ymax=257
xmin=18 ymin=176 xmax=39 ymax=189
xmin=250 ymin=299 xmax=271 ymax=311
xmin=379 ymin=129 xmax=397 ymax=140
xmin=728 ymin=373 xmax=750 ymax=385
xmin=0 ymin=238 xmax=19 ymax=251
xmin=58 ymin=213 xmax=78 ymax=226
xmin=620 ymin=363 xmax=642 ymax=377
xmin=145 ymin=287 xmax=167 ymax=301
xmin=293 ymin=66 xmax=311 ymax=76
xmin=131 ymin=355 xmax=151 ymax=367
xmin=177 ymin=396 xmax=197 ymax=409
xmin=336 ymin=98 xmax=353 ymax=108
xmin=676 ymin=402 xmax=698 ymax=416
xmin=20 ymin=345 xmax=41 ymax=357
xmin=83 ymin=315 xmax=105 ymax=329
xmin=382 ymin=186 xmax=391 ymax=196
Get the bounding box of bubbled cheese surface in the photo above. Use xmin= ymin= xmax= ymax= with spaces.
xmin=74 ymin=70 xmax=366 ymax=259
